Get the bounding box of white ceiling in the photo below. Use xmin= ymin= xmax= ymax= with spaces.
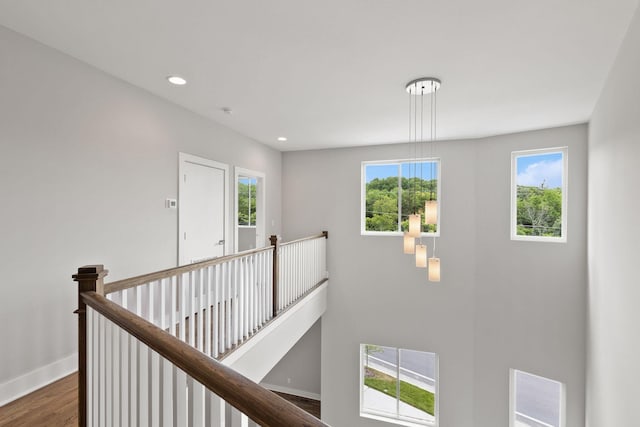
xmin=0 ymin=0 xmax=637 ymax=151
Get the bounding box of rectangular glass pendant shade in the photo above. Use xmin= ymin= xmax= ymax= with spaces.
xmin=425 ymin=200 xmax=438 ymax=225
xmin=403 ymin=233 xmax=415 ymax=254
xmin=428 ymin=257 xmax=441 ymax=282
xmin=415 ymin=244 xmax=427 ymax=268
xmin=408 ymin=214 xmax=421 ymax=237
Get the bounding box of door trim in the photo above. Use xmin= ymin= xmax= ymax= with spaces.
xmin=178 ymin=152 xmax=230 ymax=265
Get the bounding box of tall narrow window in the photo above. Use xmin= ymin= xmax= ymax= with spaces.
xmin=511 ymin=147 xmax=567 ymax=242
xmin=362 ymin=159 xmax=440 ymax=236
xmin=237 ymin=176 xmax=257 ymax=227
xmin=510 ymin=369 xmax=565 ymax=427
xmin=360 ymin=344 xmax=438 ymax=427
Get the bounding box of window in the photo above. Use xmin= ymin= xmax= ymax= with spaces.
xmin=510 ymin=369 xmax=565 ymax=427
xmin=362 ymin=159 xmax=440 ymax=236
xmin=360 ymin=344 xmax=438 ymax=427
xmin=237 ymin=176 xmax=257 ymax=227
xmin=511 ymin=148 xmax=567 ymax=242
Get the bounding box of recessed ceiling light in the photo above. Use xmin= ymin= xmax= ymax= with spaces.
xmin=167 ymin=75 xmax=187 ymax=86
xmin=277 ymin=137 xmax=287 ymax=142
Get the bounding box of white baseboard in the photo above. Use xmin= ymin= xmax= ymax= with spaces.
xmin=261 ymin=382 xmax=321 ymax=401
xmin=0 ymin=353 xmax=77 ymax=407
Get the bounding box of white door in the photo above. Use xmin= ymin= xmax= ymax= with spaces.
xmin=179 ymin=153 xmax=229 ymax=266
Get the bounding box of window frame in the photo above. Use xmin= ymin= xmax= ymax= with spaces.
xmin=237 ymin=175 xmax=257 ymax=227
xmin=361 ymin=158 xmax=441 ymax=237
xmin=509 ymin=369 xmax=566 ymax=427
xmin=510 ymin=147 xmax=568 ymax=243
xmin=359 ymin=344 xmax=439 ymax=427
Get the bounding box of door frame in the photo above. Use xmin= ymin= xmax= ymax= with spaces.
xmin=178 ymin=152 xmax=231 ymax=265
xmin=234 ymin=167 xmax=266 ymax=252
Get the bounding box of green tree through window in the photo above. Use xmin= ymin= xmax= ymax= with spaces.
xmin=512 ymin=148 xmax=567 ymax=240
xmin=363 ymin=160 xmax=439 ymax=234
xmin=238 ymin=177 xmax=257 ymax=226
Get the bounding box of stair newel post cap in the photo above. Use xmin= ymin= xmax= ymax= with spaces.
xmin=269 ymin=235 xmax=280 ymax=246
xmin=322 ymin=230 xmax=328 ymax=238
xmin=73 ymin=265 xmax=109 ymax=295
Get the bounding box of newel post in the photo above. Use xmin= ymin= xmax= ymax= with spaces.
xmin=73 ymin=265 xmax=108 ymax=427
xmin=269 ymin=235 xmax=279 ymax=318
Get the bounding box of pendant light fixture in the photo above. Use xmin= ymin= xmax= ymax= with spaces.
xmin=415 ymin=244 xmax=428 ymax=268
xmin=403 ymin=233 xmax=416 ymax=254
xmin=403 ymin=77 xmax=442 ymax=282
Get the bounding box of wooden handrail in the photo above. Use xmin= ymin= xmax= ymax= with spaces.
xmin=279 ymin=231 xmax=328 ymax=247
xmin=81 ymin=291 xmax=328 ymax=427
xmin=104 ymin=245 xmax=273 ymax=294
xmin=104 ymin=232 xmax=328 ymax=295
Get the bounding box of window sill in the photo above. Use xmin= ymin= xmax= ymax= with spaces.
xmin=360 ymin=411 xmax=436 ymax=427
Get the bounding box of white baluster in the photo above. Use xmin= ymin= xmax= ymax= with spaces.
xmin=176 ymin=368 xmax=187 ymax=426
xmin=179 ymin=273 xmax=186 ymax=342
xmin=191 ymin=379 xmax=205 ymax=427
xmin=120 ymin=325 xmax=129 ymax=427
xmin=162 ymin=358 xmax=173 ymax=426
xmin=206 ymin=391 xmax=225 ymax=426
xmin=139 ymin=342 xmax=149 ymax=427
xmin=151 ymin=348 xmax=160 ymax=427
xmin=189 ymin=271 xmax=196 ymax=348
xmin=213 ymin=265 xmax=220 ymax=358
xmin=233 ymin=259 xmax=239 ymax=346
xmin=225 ymin=262 xmax=231 ymax=351
xmin=87 ymin=307 xmax=94 ymax=426
xmin=239 ymin=258 xmax=246 ymax=340
xmin=129 ymin=335 xmax=137 ymax=426
xmin=230 ymin=407 xmax=249 ymax=427
xmin=112 ymin=318 xmax=120 ymax=427
xmin=148 ymin=282 xmax=155 ymax=326
xmin=99 ymin=313 xmax=106 ymax=427
xmin=205 ymin=266 xmax=213 ymax=358
xmin=170 ymin=276 xmax=177 ymax=337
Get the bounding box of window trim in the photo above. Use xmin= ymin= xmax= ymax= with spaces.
xmin=359 ymin=344 xmax=439 ymax=427
xmin=509 ymin=369 xmax=566 ymax=427
xmin=510 ymin=147 xmax=568 ymax=243
xmin=361 ymin=158 xmax=441 ymax=237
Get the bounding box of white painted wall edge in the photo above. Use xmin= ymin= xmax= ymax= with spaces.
xmin=0 ymin=353 xmax=77 ymax=407
xmin=260 ymin=383 xmax=321 ymax=401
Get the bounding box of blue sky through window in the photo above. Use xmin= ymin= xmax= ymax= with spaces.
xmin=516 ymin=152 xmax=563 ymax=189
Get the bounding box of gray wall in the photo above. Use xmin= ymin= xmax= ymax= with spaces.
xmin=261 ymin=320 xmax=322 ymax=398
xmin=282 ymin=124 xmax=587 ymax=427
xmin=587 ymin=4 xmax=640 ymax=427
xmin=0 ymin=26 xmax=282 ymax=394
xmin=238 ymin=227 xmax=257 ymax=251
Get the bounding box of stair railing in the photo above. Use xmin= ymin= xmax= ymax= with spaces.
xmin=73 ymin=232 xmax=329 ymax=427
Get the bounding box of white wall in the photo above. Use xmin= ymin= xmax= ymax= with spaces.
xmin=282 ymin=124 xmax=587 ymax=426
xmin=587 ymin=4 xmax=640 ymax=426
xmin=0 ymin=25 xmax=282 ymax=403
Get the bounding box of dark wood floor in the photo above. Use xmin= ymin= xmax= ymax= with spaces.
xmin=0 ymin=373 xmax=78 ymax=427
xmin=0 ymin=372 xmax=320 ymax=426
